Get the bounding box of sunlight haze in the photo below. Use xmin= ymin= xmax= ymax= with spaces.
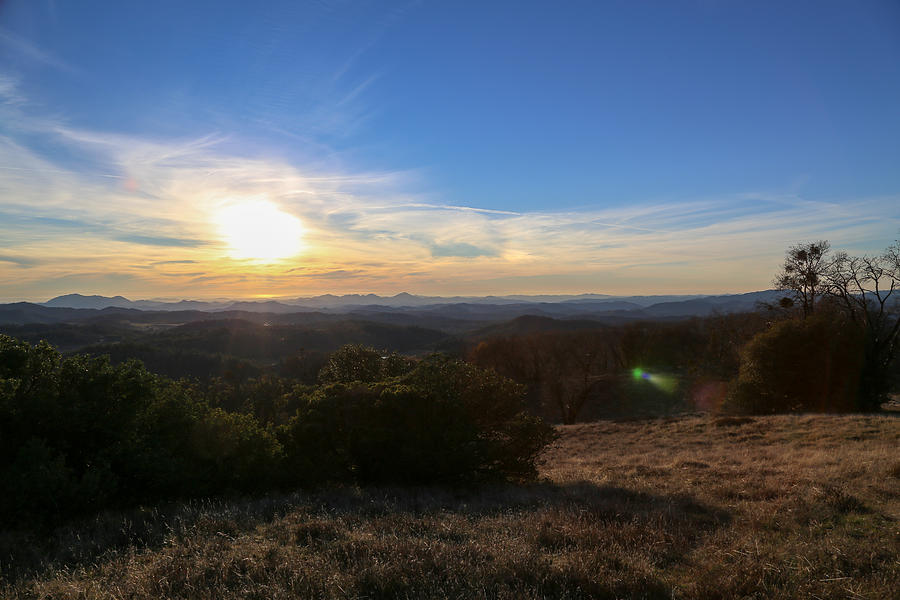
xmin=216 ymin=199 xmax=305 ymax=261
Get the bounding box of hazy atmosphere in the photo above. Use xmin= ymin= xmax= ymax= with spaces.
xmin=2 ymin=0 xmax=899 ymax=301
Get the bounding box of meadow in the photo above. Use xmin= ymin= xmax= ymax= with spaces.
xmin=3 ymin=413 xmax=897 ymax=599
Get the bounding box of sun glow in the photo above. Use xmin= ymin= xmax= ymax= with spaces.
xmin=216 ymin=199 xmax=305 ymax=261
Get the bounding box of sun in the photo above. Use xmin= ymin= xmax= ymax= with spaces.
xmin=216 ymin=199 xmax=305 ymax=261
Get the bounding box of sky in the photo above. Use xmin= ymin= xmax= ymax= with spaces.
xmin=1 ymin=0 xmax=899 ymax=302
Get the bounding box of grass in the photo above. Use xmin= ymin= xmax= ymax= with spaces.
xmin=2 ymin=413 xmax=898 ymax=599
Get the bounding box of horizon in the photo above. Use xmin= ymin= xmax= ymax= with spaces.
xmin=8 ymin=288 xmax=772 ymax=306
xmin=2 ymin=1 xmax=899 ymax=300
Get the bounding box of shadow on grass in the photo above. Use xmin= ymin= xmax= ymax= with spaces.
xmin=1 ymin=480 xmax=731 ymax=594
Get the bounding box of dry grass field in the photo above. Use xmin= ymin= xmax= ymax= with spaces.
xmin=2 ymin=414 xmax=898 ymax=599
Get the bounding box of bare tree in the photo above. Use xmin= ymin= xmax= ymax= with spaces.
xmin=824 ymin=241 xmax=900 ymax=408
xmin=471 ymin=330 xmax=625 ymax=423
xmin=773 ymin=240 xmax=831 ymax=317
xmin=538 ymin=331 xmax=624 ymax=423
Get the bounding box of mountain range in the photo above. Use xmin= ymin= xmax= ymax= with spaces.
xmin=39 ymin=291 xmax=766 ymax=311
xmin=0 ymin=291 xmax=785 ymax=328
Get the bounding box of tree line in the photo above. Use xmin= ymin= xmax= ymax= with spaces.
xmin=2 ymin=238 xmax=896 ymax=527
xmin=472 ymin=239 xmax=900 ymax=420
xmin=469 ymin=312 xmax=770 ymax=422
xmin=0 ymin=340 xmax=555 ymax=528
xmin=768 ymin=239 xmax=900 ymax=410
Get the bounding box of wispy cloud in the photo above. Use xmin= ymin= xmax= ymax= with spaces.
xmin=431 ymin=242 xmax=498 ymax=259
xmin=0 ymin=73 xmax=27 ymax=106
xmin=113 ymin=234 xmax=208 ymax=248
xmin=0 ymin=254 xmax=39 ymax=267
xmin=0 ymin=28 xmax=79 ymax=74
xmin=1 ymin=91 xmax=898 ymax=301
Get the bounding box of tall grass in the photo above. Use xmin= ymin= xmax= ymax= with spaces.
xmin=3 ymin=413 xmax=898 ymax=599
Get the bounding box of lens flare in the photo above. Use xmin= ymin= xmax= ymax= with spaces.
xmin=631 ymin=367 xmax=678 ymax=393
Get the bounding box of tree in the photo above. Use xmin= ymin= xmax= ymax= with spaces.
xmin=318 ymin=344 xmax=412 ymax=384
xmin=824 ymin=241 xmax=900 ymax=409
xmin=470 ymin=330 xmax=626 ymax=423
xmin=773 ymin=240 xmax=831 ymax=317
xmin=725 ymin=314 xmax=863 ymax=414
xmin=0 ymin=335 xmax=285 ymax=525
xmin=761 ymin=239 xmax=900 ymax=411
xmin=280 ymin=355 xmax=556 ymax=484
xmin=537 ymin=331 xmax=625 ymax=423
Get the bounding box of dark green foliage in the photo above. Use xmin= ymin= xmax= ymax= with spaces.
xmin=724 ymin=315 xmax=865 ymax=414
xmin=40 ymin=317 xmax=448 ymax=383
xmin=79 ymin=341 xmax=239 ymax=381
xmin=201 ymin=373 xmax=303 ymax=426
xmin=317 ymin=343 xmax=414 ymax=384
xmin=186 ymin=408 xmax=284 ymax=493
xmin=770 ymin=238 xmax=900 ymax=410
xmin=1 ymin=337 xmax=555 ymax=527
xmin=400 ymin=354 xmax=556 ymax=481
xmin=281 ymin=354 xmax=557 ymax=485
xmin=3 ymin=438 xmax=97 ymax=520
xmin=278 ymin=349 xmax=328 ymax=384
xmin=0 ymin=335 xmax=283 ymax=526
xmin=126 ymin=319 xmax=447 ymax=364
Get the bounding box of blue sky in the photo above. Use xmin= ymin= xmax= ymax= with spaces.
xmin=1 ymin=0 xmax=899 ymax=300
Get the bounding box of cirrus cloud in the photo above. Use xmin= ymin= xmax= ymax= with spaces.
xmin=1 ymin=77 xmax=898 ymax=301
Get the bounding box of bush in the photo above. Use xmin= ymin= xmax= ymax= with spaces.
xmin=280 ymin=355 xmax=557 ymax=485
xmin=724 ymin=315 xmax=864 ymax=414
xmin=187 ymin=408 xmax=284 ymax=493
xmin=2 ymin=336 xmax=557 ymax=527
xmin=318 ymin=344 xmax=413 ymax=384
xmin=1 ymin=438 xmax=100 ymax=522
xmin=0 ymin=335 xmax=285 ymax=526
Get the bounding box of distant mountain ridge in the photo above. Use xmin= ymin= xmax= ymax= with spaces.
xmin=0 ymin=290 xmax=787 ymax=328
xmin=39 ymin=291 xmax=744 ymax=312
xmin=44 ymin=294 xmax=134 ymax=309
xmin=43 ymin=294 xmax=228 ymax=312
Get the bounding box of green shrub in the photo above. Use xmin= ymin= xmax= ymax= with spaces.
xmin=1 ymin=336 xmax=555 ymax=527
xmin=0 ymin=335 xmax=285 ymax=525
xmin=0 ymin=336 xmax=157 ymax=523
xmin=2 ymin=438 xmax=89 ymax=521
xmin=281 ymin=355 xmax=557 ymax=485
xmin=724 ymin=315 xmax=864 ymax=414
xmin=189 ymin=408 xmax=284 ymax=493
xmin=318 ymin=344 xmax=413 ymax=384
